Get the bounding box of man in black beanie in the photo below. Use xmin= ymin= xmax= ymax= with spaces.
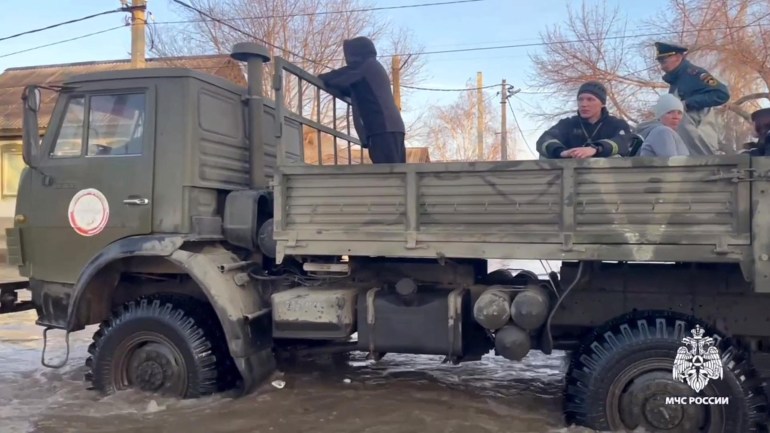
xmin=536 ymin=81 xmax=632 ymax=159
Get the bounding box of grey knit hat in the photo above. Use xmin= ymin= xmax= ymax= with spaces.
xmin=653 ymin=93 xmax=684 ymax=119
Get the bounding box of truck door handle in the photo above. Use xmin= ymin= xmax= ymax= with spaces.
xmin=123 ymin=198 xmax=149 ymax=205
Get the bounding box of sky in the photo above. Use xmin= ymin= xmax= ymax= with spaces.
xmin=0 ymin=0 xmax=672 ymax=159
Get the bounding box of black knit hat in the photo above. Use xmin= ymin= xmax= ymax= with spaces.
xmin=578 ymin=81 xmax=607 ymax=105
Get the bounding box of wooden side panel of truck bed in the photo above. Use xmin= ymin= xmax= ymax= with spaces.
xmin=272 ymin=155 xmax=754 ymax=264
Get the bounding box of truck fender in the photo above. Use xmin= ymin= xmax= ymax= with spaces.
xmin=68 ymin=235 xmax=275 ymax=396
xmin=67 ymin=235 xmax=187 ymax=331
xmin=166 ymin=246 xmax=276 ymax=395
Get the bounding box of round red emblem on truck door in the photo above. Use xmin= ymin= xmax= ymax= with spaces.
xmin=68 ymin=188 xmax=110 ymax=236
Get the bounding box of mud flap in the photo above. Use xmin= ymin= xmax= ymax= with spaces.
xmin=167 ymin=247 xmax=276 ymax=396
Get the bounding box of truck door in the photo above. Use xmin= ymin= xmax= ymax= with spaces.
xmin=17 ymin=87 xmax=155 ymax=284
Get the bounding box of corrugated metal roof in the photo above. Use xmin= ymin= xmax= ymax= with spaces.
xmin=0 ymin=55 xmax=245 ymax=134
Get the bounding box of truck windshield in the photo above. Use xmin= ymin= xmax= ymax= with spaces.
xmin=51 ymin=93 xmax=145 ymax=158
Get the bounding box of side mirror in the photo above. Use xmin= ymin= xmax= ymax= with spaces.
xmin=21 ymin=85 xmax=41 ymax=167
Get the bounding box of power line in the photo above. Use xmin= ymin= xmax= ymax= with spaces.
xmin=0 ymin=7 xmax=135 ymax=43
xmin=401 ymin=84 xmax=499 ymax=92
xmin=508 ymin=103 xmax=536 ymax=158
xmin=169 ymin=0 xmax=332 ymax=70
xmin=167 ymin=0 xmax=770 ymax=67
xmin=0 ymin=26 xmax=127 ymax=59
xmin=160 ymin=0 xmax=483 ymax=24
xmin=388 ymin=20 xmax=770 ymax=58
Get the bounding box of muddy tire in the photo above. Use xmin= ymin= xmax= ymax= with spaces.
xmin=563 ymin=310 xmax=768 ymax=433
xmin=85 ymin=295 xmax=237 ymax=398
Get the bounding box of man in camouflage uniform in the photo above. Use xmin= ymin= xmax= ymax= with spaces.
xmin=654 ymin=41 xmax=730 ymax=155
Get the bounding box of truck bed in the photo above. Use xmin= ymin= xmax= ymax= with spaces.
xmin=272 ymin=155 xmax=753 ymax=265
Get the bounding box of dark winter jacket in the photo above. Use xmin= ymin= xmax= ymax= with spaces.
xmin=662 ymin=59 xmax=730 ymax=111
xmin=317 ymin=37 xmax=405 ymax=148
xmin=536 ymin=108 xmax=633 ymax=158
xmin=741 ymin=131 xmax=770 ymax=156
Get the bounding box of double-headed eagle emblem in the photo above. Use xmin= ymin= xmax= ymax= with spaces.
xmin=672 ymin=325 xmax=723 ymax=392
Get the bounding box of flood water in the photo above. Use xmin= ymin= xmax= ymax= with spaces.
xmin=0 ymin=260 xmax=614 ymax=433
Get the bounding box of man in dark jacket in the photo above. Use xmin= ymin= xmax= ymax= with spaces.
xmin=740 ymin=108 xmax=770 ymax=156
xmin=536 ymin=81 xmax=632 ymax=159
xmin=318 ymin=36 xmax=406 ymax=164
xmin=654 ymin=41 xmax=730 ymax=155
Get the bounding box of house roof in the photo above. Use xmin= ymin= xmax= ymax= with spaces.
xmin=0 ymin=54 xmax=245 ymax=135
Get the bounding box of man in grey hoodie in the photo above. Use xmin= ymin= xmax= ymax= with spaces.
xmin=636 ymin=93 xmax=690 ymax=157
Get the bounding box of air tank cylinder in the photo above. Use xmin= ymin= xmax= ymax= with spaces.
xmin=510 ymin=284 xmax=551 ymax=331
xmin=494 ymin=324 xmax=531 ymax=361
xmin=473 ymin=286 xmax=512 ymax=330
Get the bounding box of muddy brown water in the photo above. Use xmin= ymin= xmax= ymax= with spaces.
xmin=0 ymin=261 xmax=617 ymax=433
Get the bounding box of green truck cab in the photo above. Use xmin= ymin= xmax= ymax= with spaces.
xmin=4 ymin=42 xmax=769 ymax=432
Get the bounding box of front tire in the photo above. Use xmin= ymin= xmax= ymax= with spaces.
xmin=563 ymin=310 xmax=768 ymax=432
xmin=85 ymin=295 xmax=235 ymax=398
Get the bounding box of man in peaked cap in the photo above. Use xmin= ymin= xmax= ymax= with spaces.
xmin=654 ymin=41 xmax=730 ymax=155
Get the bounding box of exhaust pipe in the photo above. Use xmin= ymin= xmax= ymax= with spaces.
xmin=230 ymin=42 xmax=271 ymax=190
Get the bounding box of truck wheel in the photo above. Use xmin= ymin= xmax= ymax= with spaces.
xmin=85 ymin=295 xmax=235 ymax=398
xmin=563 ymin=311 xmax=768 ymax=433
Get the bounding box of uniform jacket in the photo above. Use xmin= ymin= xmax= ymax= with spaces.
xmin=317 ymin=37 xmax=405 ymax=148
xmin=536 ymin=108 xmax=633 ymax=159
xmin=663 ymin=60 xmax=730 ymax=111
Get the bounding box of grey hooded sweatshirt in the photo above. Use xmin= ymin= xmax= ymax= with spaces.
xmin=635 ymin=119 xmax=690 ymax=157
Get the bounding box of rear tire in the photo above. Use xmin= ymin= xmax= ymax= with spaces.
xmin=563 ymin=310 xmax=768 ymax=432
xmin=85 ymin=295 xmax=236 ymax=398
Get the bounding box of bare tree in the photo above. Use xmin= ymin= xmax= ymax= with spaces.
xmin=423 ymin=82 xmax=509 ymax=162
xmin=527 ymin=2 xmax=664 ymax=125
xmin=526 ymin=0 xmax=770 ymax=149
xmin=148 ymin=0 xmax=426 ymax=143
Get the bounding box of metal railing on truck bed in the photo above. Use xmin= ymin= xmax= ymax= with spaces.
xmin=271 ymin=56 xmax=367 ymax=167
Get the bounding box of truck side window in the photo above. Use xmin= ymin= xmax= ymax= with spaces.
xmin=50 ymin=96 xmax=85 ymax=158
xmin=87 ymin=93 xmax=145 ymax=157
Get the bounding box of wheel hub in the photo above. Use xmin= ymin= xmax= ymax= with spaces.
xmin=127 ymin=342 xmax=183 ymax=393
xmin=135 ymin=360 xmax=165 ymax=390
xmin=615 ymin=369 xmax=706 ymax=432
xmin=642 ymin=393 xmax=683 ymax=429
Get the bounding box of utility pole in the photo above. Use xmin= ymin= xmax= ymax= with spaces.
xmin=477 ymin=72 xmax=484 ymax=160
xmin=392 ymin=55 xmax=401 ymax=111
xmin=130 ymin=0 xmax=147 ymax=68
xmin=500 ymin=79 xmax=508 ymax=160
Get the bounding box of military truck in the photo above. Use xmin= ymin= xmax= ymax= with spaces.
xmin=3 ymin=41 xmax=769 ymax=432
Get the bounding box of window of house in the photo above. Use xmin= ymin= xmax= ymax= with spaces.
xmin=1 ymin=145 xmax=24 ymax=197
